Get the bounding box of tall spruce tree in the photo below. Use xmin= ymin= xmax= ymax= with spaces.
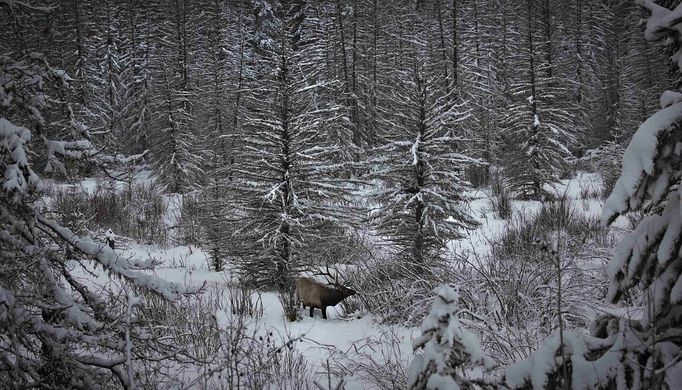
xmin=226 ymin=0 xmax=354 ymax=291
xmin=0 ymin=4 xmax=194 ymax=387
xmin=502 ymin=0 xmax=573 ymax=200
xmin=149 ymin=0 xmax=202 ymax=192
xmin=370 ymin=39 xmax=478 ymax=273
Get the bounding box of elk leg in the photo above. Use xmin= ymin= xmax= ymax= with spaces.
xmin=322 ymin=307 xmax=327 ymax=320
xmin=309 ymin=306 xmax=314 ymax=318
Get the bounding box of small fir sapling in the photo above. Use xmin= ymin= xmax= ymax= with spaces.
xmin=408 ymin=285 xmax=495 ymax=390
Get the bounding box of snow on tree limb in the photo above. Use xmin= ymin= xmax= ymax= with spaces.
xmin=39 ymin=217 xmax=199 ymax=300
xmin=602 ymin=101 xmax=682 ymax=225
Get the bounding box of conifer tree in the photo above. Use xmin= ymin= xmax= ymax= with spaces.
xmin=226 ymin=0 xmax=354 ymax=291
xmin=0 ymin=4 xmax=193 ymax=387
xmin=503 ymin=3 xmax=682 ymax=388
xmin=120 ymin=0 xmax=153 ymax=154
xmin=503 ymin=0 xmax=573 ymax=199
xmin=370 ymin=55 xmax=478 ymax=273
xmin=149 ymin=0 xmax=203 ymax=192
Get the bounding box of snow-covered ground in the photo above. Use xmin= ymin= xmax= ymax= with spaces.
xmin=63 ymin=171 xmax=615 ymax=388
xmin=451 ymin=172 xmax=605 ymax=258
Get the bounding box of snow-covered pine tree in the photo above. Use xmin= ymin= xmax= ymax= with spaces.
xmin=330 ymin=0 xmax=363 ymax=148
xmin=54 ymin=0 xmax=95 ymax=107
xmin=456 ymin=0 xmax=506 ymax=186
xmin=150 ymin=67 xmax=202 ymax=193
xmin=349 ymin=0 xmax=393 ymax=148
xmin=502 ymin=0 xmax=574 ymax=200
xmin=193 ymin=0 xmax=230 ymax=167
xmin=599 ymin=1 xmax=682 ymax=385
xmin=0 ymin=4 xmax=193 ymax=387
xmin=197 ymin=2 xmax=256 ymax=272
xmin=226 ymin=0 xmax=354 ymax=291
xmin=586 ymin=2 xmax=631 ymax=149
xmin=149 ymin=0 xmax=203 ymax=193
xmin=91 ymin=0 xmax=126 ymax=143
xmin=120 ymin=0 xmax=153 ymax=155
xmin=502 ymin=2 xmax=682 ymax=388
xmin=408 ymin=285 xmax=495 ymax=389
xmin=558 ymin=0 xmax=607 ymax=151
xmin=619 ymin=2 xmax=671 ymax=141
xmin=370 ymin=49 xmax=478 ymax=273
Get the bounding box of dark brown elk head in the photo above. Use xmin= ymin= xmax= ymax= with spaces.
xmin=332 ymin=283 xmax=356 ymax=300
xmin=319 ymin=265 xmax=356 ymax=301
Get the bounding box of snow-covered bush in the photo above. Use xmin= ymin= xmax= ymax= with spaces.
xmin=51 ymin=181 xmax=167 ymax=245
xmin=492 ymin=200 xmax=606 ymax=263
xmin=490 ymin=173 xmax=513 ymax=220
xmin=330 ymin=330 xmax=410 ymax=390
xmin=458 ymin=200 xmax=611 ymax=365
xmin=127 ymin=182 xmax=168 ymax=243
xmin=353 ymin=253 xmax=455 ymax=325
xmin=594 ymin=141 xmax=625 ymax=199
xmin=227 ymin=281 xmax=264 ymax=318
xmin=51 ymin=186 xmax=96 ymax=235
xmin=138 ymin=284 xmax=309 ymax=388
xmin=178 ymin=192 xmax=202 ymax=245
xmin=408 ymin=285 xmax=495 ymax=389
xmin=279 ymin=286 xmax=301 ymax=322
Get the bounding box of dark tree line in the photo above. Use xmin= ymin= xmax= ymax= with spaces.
xmin=1 ymin=0 xmax=671 ymax=292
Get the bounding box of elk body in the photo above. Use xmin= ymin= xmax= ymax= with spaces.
xmin=295 ymin=277 xmax=356 ymax=319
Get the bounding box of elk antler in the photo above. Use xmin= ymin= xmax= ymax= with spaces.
xmin=313 ymin=263 xmax=348 ymax=288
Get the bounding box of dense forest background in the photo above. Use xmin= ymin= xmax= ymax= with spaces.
xmin=3 ymin=0 xmax=674 ymax=276
xmin=4 ymin=0 xmax=672 ymax=187
xmin=3 ymin=0 xmax=682 ymax=388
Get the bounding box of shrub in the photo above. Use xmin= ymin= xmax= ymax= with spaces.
xmin=490 ymin=174 xmax=512 ymax=219
xmin=578 ymin=181 xmax=601 ymax=200
xmin=280 ymin=288 xmax=301 ymax=322
xmin=331 ymin=330 xmax=409 ymax=390
xmin=352 ymin=252 xmax=454 ymax=325
xmin=52 ymin=187 xmax=95 ymax=235
xmin=595 ymin=141 xmax=624 ymax=200
xmin=127 ymin=183 xmax=167 ymax=244
xmin=455 ymin=199 xmax=613 ymax=364
xmin=178 ymin=193 xmax=202 ymax=245
xmin=50 ymin=181 xmax=167 ymax=245
xmin=138 ymin=284 xmax=311 ymax=389
xmin=228 ymin=282 xmax=263 ymax=318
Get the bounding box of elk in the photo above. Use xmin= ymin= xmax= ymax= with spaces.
xmin=295 ymin=276 xmax=356 ymax=320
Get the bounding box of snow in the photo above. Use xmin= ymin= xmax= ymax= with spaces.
xmin=408 ymin=285 xmax=494 ymax=389
xmin=639 ymin=0 xmax=682 ymax=42
xmin=59 ymin=219 xmax=413 ymax=387
xmin=0 ymin=117 xmax=43 ymax=196
xmin=660 ymin=90 xmax=682 ymax=108
xmin=411 ymin=133 xmax=421 ymax=165
xmin=51 ymin=171 xmax=614 ymax=388
xmin=451 ymin=172 xmax=604 ymax=258
xmin=602 ymin=102 xmax=682 ymax=224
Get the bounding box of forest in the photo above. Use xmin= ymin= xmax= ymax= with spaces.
xmin=2 ymin=0 xmax=682 ymax=388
